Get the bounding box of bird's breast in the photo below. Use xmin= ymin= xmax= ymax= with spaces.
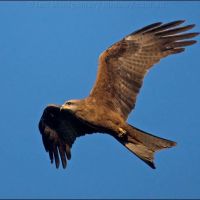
xmin=74 ymin=104 xmax=124 ymax=132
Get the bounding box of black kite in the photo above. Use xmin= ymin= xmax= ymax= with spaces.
xmin=39 ymin=20 xmax=199 ymax=169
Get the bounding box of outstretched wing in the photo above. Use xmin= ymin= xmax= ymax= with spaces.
xmin=38 ymin=104 xmax=94 ymax=169
xmin=90 ymin=20 xmax=199 ymax=119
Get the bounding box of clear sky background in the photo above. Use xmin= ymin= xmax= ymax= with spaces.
xmin=0 ymin=1 xmax=200 ymax=199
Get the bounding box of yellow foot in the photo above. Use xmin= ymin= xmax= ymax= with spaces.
xmin=118 ymin=127 xmax=127 ymax=138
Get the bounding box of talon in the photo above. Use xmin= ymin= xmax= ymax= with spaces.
xmin=118 ymin=127 xmax=127 ymax=138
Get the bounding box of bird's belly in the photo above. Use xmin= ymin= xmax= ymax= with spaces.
xmin=75 ymin=107 xmax=124 ymax=133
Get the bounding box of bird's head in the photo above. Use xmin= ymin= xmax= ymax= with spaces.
xmin=60 ymin=99 xmax=82 ymax=113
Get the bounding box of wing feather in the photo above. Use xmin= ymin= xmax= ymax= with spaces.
xmin=38 ymin=104 xmax=94 ymax=169
xmin=90 ymin=20 xmax=199 ymax=119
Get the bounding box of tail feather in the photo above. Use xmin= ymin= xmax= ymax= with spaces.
xmin=119 ymin=125 xmax=176 ymax=169
xmin=125 ymin=141 xmax=156 ymax=169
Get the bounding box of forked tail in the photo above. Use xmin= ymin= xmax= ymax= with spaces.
xmin=118 ymin=125 xmax=176 ymax=169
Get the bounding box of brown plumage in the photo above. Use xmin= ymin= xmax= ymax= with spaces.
xmin=39 ymin=20 xmax=199 ymax=169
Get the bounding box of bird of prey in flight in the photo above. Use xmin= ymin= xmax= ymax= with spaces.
xmin=39 ymin=20 xmax=199 ymax=169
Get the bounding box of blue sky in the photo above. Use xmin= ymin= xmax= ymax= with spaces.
xmin=0 ymin=1 xmax=200 ymax=199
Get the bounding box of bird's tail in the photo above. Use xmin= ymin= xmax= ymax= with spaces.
xmin=118 ymin=125 xmax=176 ymax=169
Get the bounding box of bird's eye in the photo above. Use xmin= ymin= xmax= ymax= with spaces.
xmin=66 ymin=101 xmax=72 ymax=105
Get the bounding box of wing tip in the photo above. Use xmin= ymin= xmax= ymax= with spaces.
xmin=190 ymin=32 xmax=200 ymax=37
xmin=132 ymin=21 xmax=163 ymax=35
xmin=172 ymin=48 xmax=185 ymax=54
xmin=55 ymin=162 xmax=60 ymax=169
xmin=188 ymin=24 xmax=196 ymax=29
xmin=62 ymin=164 xmax=67 ymax=169
xmin=175 ymin=19 xmax=185 ymax=24
xmin=188 ymin=40 xmax=197 ymax=45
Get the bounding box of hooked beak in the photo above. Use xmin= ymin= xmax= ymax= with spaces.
xmin=60 ymin=104 xmax=66 ymax=111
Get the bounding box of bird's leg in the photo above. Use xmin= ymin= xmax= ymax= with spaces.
xmin=118 ymin=127 xmax=127 ymax=138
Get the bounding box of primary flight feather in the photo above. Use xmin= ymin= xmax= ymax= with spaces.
xmin=39 ymin=20 xmax=199 ymax=169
